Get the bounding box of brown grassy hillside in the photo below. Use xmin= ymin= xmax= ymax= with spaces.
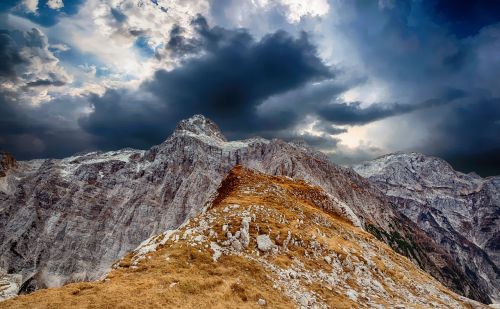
xmin=1 ymin=166 xmax=486 ymax=308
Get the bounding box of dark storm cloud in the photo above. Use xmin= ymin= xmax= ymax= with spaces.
xmin=80 ymin=89 xmax=170 ymax=150
xmin=2 ymin=3 xmax=500 ymax=177
xmin=80 ymin=16 xmax=332 ymax=149
xmin=319 ymin=102 xmax=408 ymax=125
xmin=318 ymin=90 xmax=465 ymax=126
xmin=0 ymin=27 xmax=87 ymax=159
xmin=47 ymin=8 xmax=500 ymax=174
xmin=1 ymin=15 xmax=335 ymax=157
xmin=418 ymin=96 xmax=500 ymax=176
xmin=256 ymin=80 xmax=466 ymax=129
xmin=25 ymin=79 xmax=66 ymax=87
xmin=445 ymin=149 xmax=500 ymax=179
xmin=150 ymin=28 xmax=330 ymax=127
xmin=164 ymin=24 xmax=202 ymax=57
xmin=427 ymin=0 xmax=500 ymax=38
xmin=442 ymin=98 xmax=500 ymax=153
xmin=0 ymin=30 xmax=24 ymax=80
xmin=0 ymin=91 xmax=33 ymax=134
xmin=0 ymin=27 xmax=70 ymax=86
xmin=319 ymin=101 xmax=422 ymax=126
xmin=327 ymin=1 xmax=500 ymax=175
xmin=0 ymin=89 xmax=93 ymax=159
xmin=292 ymin=132 xmax=340 ymax=151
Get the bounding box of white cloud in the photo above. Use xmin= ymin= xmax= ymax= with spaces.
xmin=0 ymin=27 xmax=73 ymax=105
xmin=19 ymin=28 xmax=72 ymax=85
xmin=340 ymin=80 xmax=392 ymax=106
xmin=21 ymin=0 xmax=39 ymax=14
xmin=249 ymin=0 xmax=329 ymax=23
xmin=47 ymin=0 xmax=64 ymax=10
xmin=50 ymin=43 xmax=70 ymax=52
xmin=278 ymin=0 xmax=330 ymax=23
xmin=45 ymin=0 xmax=209 ymax=84
xmin=208 ymin=0 xmax=329 ymax=38
xmin=78 ymin=63 xmax=97 ymax=75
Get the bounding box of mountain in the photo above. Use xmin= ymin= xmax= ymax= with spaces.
xmin=1 ymin=166 xmax=487 ymax=308
xmin=354 ymin=152 xmax=500 ymax=303
xmin=0 ymin=115 xmax=492 ymax=303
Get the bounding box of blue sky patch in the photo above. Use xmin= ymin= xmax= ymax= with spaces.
xmin=1 ymin=0 xmax=85 ymax=27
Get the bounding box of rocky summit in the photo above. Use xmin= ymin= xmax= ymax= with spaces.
xmin=0 ymin=115 xmax=498 ymax=306
xmin=354 ymin=152 xmax=500 ymax=303
xmin=0 ymin=166 xmax=488 ymax=309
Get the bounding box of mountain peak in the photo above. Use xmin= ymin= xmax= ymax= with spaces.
xmin=174 ymin=114 xmax=227 ymax=142
xmin=354 ymin=151 xmax=461 ymax=180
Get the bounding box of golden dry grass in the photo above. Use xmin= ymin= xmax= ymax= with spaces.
xmin=2 ymin=242 xmax=295 ymax=309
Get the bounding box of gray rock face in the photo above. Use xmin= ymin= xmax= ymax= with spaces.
xmin=0 ymin=115 xmax=492 ymax=303
xmin=354 ymin=152 xmax=500 ymax=303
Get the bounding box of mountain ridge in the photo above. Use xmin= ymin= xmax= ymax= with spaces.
xmin=354 ymin=152 xmax=500 ymax=303
xmin=0 ymin=166 xmax=487 ymax=309
xmin=0 ymin=114 xmax=495 ymax=303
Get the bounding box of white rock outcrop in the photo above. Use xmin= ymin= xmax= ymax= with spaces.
xmin=256 ymin=235 xmax=275 ymax=252
xmin=0 ymin=268 xmax=22 ymax=301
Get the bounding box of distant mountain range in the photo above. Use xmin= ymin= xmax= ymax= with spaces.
xmin=0 ymin=115 xmax=498 ymax=305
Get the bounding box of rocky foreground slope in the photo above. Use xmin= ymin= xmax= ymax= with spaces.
xmin=354 ymin=152 xmax=500 ymax=302
xmin=0 ymin=115 xmax=492 ymax=303
xmin=0 ymin=167 xmax=486 ymax=309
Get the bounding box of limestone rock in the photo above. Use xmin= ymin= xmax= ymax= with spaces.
xmin=256 ymin=235 xmax=274 ymax=252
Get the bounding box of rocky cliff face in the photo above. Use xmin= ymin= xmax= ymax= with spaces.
xmin=0 ymin=115 xmax=492 ymax=303
xmin=1 ymin=166 xmax=487 ymax=309
xmin=0 ymin=152 xmax=16 ymax=178
xmin=354 ymin=152 xmax=500 ymax=303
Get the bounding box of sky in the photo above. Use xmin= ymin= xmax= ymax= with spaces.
xmin=0 ymin=0 xmax=499 ymax=176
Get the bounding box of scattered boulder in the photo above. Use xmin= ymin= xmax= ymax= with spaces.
xmin=210 ymin=242 xmax=223 ymax=262
xmin=240 ymin=217 xmax=251 ymax=247
xmin=324 ymin=255 xmax=332 ymax=264
xmin=231 ymin=239 xmax=243 ymax=251
xmin=256 ymin=235 xmax=275 ymax=252
xmin=298 ymin=294 xmax=312 ymax=306
xmin=282 ymin=231 xmax=292 ymax=250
